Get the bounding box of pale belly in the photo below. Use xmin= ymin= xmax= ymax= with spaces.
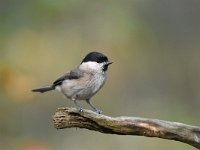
xmin=58 ymin=73 xmax=106 ymax=100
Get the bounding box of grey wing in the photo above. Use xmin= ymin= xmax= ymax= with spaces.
xmin=52 ymin=68 xmax=83 ymax=87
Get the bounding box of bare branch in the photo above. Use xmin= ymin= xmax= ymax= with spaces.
xmin=53 ymin=107 xmax=200 ymax=149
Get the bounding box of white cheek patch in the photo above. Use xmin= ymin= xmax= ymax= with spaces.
xmin=80 ymin=61 xmax=104 ymax=73
xmin=81 ymin=62 xmax=98 ymax=69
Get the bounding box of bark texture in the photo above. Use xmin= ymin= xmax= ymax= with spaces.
xmin=53 ymin=107 xmax=200 ymax=149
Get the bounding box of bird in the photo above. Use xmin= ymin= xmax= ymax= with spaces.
xmin=32 ymin=51 xmax=112 ymax=113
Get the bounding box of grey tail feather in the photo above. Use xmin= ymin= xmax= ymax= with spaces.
xmin=32 ymin=85 xmax=55 ymax=93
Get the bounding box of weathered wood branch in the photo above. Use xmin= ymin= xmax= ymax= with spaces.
xmin=53 ymin=107 xmax=200 ymax=149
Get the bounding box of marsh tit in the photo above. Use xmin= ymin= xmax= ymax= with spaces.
xmin=32 ymin=52 xmax=112 ymax=113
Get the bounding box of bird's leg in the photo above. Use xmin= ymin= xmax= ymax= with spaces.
xmin=86 ymin=99 xmax=102 ymax=114
xmin=72 ymin=98 xmax=83 ymax=113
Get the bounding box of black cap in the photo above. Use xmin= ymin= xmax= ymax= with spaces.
xmin=81 ymin=52 xmax=108 ymax=64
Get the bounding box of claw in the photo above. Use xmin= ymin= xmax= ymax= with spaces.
xmin=95 ymin=109 xmax=102 ymax=114
xmin=78 ymin=107 xmax=83 ymax=113
xmin=86 ymin=99 xmax=102 ymax=114
xmin=73 ymin=99 xmax=83 ymax=113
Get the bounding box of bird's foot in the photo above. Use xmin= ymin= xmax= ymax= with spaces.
xmin=95 ymin=109 xmax=102 ymax=114
xmin=77 ymin=107 xmax=83 ymax=113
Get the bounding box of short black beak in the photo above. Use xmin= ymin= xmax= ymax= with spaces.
xmin=106 ymin=61 xmax=113 ymax=65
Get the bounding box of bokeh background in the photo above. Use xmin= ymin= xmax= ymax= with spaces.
xmin=0 ymin=0 xmax=200 ymax=150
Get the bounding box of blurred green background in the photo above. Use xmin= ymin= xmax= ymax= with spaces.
xmin=0 ymin=0 xmax=200 ymax=150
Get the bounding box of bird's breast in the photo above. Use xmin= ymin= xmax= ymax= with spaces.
xmin=60 ymin=72 xmax=107 ymax=100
